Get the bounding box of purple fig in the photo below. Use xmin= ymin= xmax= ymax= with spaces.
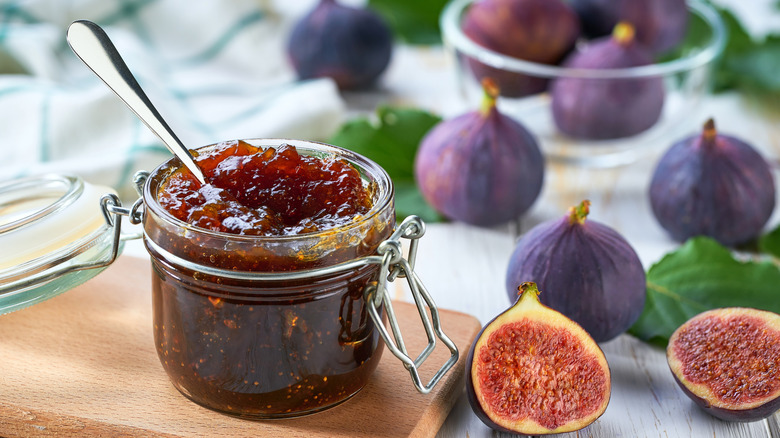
xmin=414 ymin=79 xmax=544 ymax=226
xmin=649 ymin=119 xmax=776 ymax=246
xmin=551 ymin=23 xmax=665 ymax=140
xmin=286 ymin=0 xmax=393 ymax=89
xmin=462 ymin=0 xmax=580 ymax=97
xmin=667 ymin=307 xmax=780 ymax=422
xmin=571 ymin=0 xmax=688 ymax=54
xmin=467 ymin=282 xmax=611 ymax=435
xmin=505 ymin=200 xmax=646 ymax=343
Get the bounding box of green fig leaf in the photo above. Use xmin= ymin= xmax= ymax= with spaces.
xmin=628 ymin=237 xmax=780 ymax=347
xmin=328 ymin=106 xmax=444 ymax=223
xmin=672 ymin=3 xmax=780 ymax=95
xmin=368 ymin=0 xmax=449 ymax=45
xmin=759 ymin=224 xmax=780 ymax=260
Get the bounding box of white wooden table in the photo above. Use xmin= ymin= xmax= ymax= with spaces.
xmin=415 ymin=222 xmax=780 ymax=438
xmin=379 ymin=123 xmax=780 ymax=437
xmin=356 ymin=25 xmax=780 ymax=436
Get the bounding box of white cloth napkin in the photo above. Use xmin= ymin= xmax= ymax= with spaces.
xmin=0 ymin=0 xmax=345 ymax=199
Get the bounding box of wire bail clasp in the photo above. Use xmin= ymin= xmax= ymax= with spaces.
xmin=96 ymin=171 xmax=149 ymax=269
xmin=364 ymin=216 xmax=459 ymax=394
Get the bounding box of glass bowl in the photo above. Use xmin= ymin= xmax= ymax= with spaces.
xmin=440 ymin=0 xmax=727 ymax=167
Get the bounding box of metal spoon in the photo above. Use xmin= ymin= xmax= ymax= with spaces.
xmin=66 ymin=20 xmax=207 ymax=185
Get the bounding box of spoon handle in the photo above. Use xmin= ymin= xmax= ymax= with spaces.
xmin=66 ymin=20 xmax=206 ymax=185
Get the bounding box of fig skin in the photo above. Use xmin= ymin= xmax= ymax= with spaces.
xmin=649 ymin=119 xmax=776 ymax=246
xmin=550 ymin=23 xmax=666 ymax=140
xmin=571 ymin=0 xmax=688 ymax=54
xmin=667 ymin=307 xmax=780 ymax=422
xmin=505 ymin=200 xmax=646 ymax=343
xmin=286 ymin=0 xmax=393 ymax=90
xmin=414 ymin=79 xmax=544 ymax=226
xmin=462 ymin=0 xmax=580 ymax=97
xmin=467 ymin=282 xmax=611 ymax=435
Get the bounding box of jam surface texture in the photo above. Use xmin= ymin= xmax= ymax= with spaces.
xmin=158 ymin=140 xmax=373 ymax=236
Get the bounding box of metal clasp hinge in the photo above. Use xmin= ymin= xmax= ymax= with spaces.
xmin=364 ymin=216 xmax=460 ymax=394
xmin=93 ymin=171 xmax=148 ymax=270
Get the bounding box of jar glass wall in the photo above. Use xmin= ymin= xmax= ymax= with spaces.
xmin=141 ymin=139 xmax=395 ymax=418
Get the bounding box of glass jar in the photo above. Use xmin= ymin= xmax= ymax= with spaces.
xmin=141 ymin=139 xmax=396 ymax=418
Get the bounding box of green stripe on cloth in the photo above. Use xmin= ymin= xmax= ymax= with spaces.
xmin=100 ymin=0 xmax=158 ymax=48
xmin=176 ymin=10 xmax=265 ymax=67
xmin=0 ymin=84 xmax=38 ymax=97
xmin=163 ymin=86 xmax=217 ymax=139
xmin=40 ymin=90 xmax=51 ymax=161
xmin=0 ymin=1 xmax=41 ymax=42
xmin=0 ymin=1 xmax=41 ymax=24
xmin=99 ymin=0 xmax=158 ymax=26
xmin=116 ymin=119 xmax=169 ymax=188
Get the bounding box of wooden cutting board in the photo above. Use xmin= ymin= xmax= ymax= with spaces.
xmin=0 ymin=256 xmax=481 ymax=437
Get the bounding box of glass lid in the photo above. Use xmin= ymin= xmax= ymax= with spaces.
xmin=0 ymin=174 xmax=123 ymax=315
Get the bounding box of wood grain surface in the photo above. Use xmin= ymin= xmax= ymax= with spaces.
xmin=0 ymin=256 xmax=481 ymax=438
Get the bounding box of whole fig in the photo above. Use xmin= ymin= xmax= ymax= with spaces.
xmin=551 ymin=23 xmax=665 ymax=140
xmin=667 ymin=307 xmax=780 ymax=422
xmin=414 ymin=79 xmax=544 ymax=226
xmin=462 ymin=0 xmax=580 ymax=97
xmin=467 ymin=282 xmax=611 ymax=435
xmin=571 ymin=0 xmax=688 ymax=54
xmin=286 ymin=0 xmax=393 ymax=90
xmin=505 ymin=200 xmax=646 ymax=343
xmin=649 ymin=118 xmax=776 ymax=246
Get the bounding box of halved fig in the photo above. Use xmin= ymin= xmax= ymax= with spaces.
xmin=467 ymin=282 xmax=611 ymax=435
xmin=667 ymin=307 xmax=780 ymax=422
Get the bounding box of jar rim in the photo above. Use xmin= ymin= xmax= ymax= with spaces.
xmin=142 ymin=138 xmax=395 ymax=242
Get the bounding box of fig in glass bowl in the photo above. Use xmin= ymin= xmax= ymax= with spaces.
xmin=571 ymin=0 xmax=688 ymax=54
xmin=461 ymin=0 xmax=579 ymax=97
xmin=551 ymin=23 xmax=665 ymax=140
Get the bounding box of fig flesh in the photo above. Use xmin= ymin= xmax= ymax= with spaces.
xmin=550 ymin=23 xmax=665 ymax=140
xmin=571 ymin=0 xmax=688 ymax=54
xmin=505 ymin=200 xmax=646 ymax=343
xmin=467 ymin=282 xmax=611 ymax=435
xmin=649 ymin=119 xmax=776 ymax=246
xmin=667 ymin=307 xmax=780 ymax=422
xmin=414 ymin=78 xmax=544 ymax=226
xmin=286 ymin=0 xmax=393 ymax=89
xmin=462 ymin=0 xmax=580 ymax=97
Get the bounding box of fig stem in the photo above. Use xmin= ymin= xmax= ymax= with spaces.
xmin=480 ymin=77 xmax=499 ymax=115
xmin=568 ymin=200 xmax=591 ymax=225
xmin=702 ymin=118 xmax=718 ymax=142
xmin=517 ymin=281 xmax=540 ymax=298
xmin=613 ymin=22 xmax=636 ymax=46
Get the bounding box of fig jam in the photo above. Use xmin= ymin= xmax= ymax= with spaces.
xmin=158 ymin=140 xmax=373 ymax=238
xmin=142 ymin=140 xmax=394 ymax=418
